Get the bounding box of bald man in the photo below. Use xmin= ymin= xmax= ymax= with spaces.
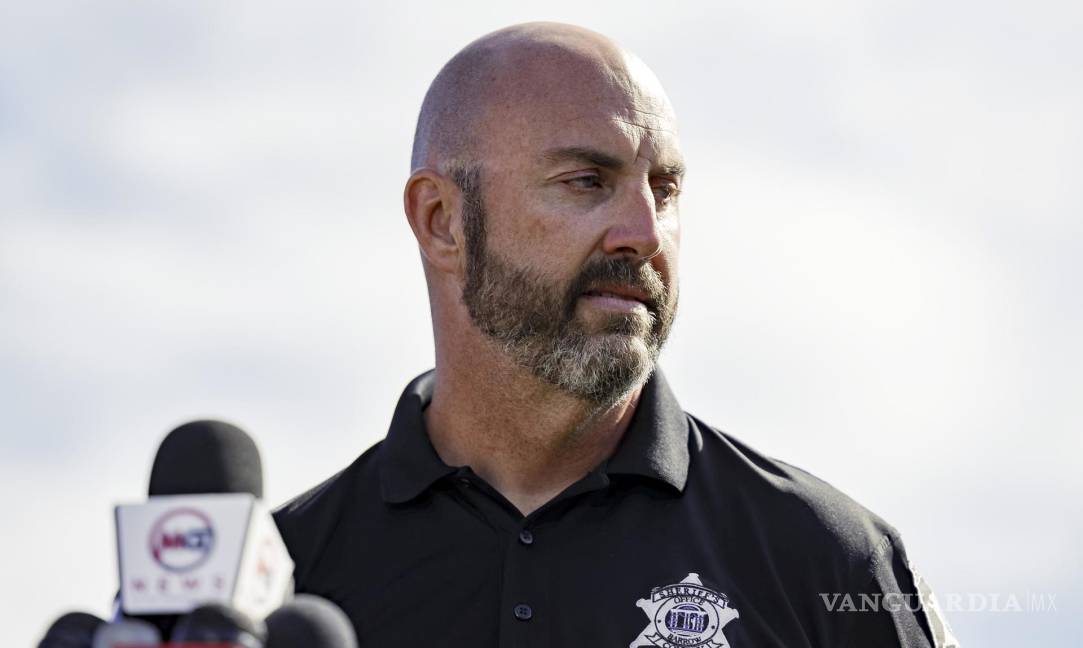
xmin=274 ymin=23 xmax=958 ymax=648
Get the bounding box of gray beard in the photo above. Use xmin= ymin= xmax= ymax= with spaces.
xmin=455 ymin=167 xmax=677 ymax=406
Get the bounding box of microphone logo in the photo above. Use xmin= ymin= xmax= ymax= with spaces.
xmin=148 ymin=508 xmax=215 ymax=572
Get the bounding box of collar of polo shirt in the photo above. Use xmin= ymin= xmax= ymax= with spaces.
xmin=378 ymin=369 xmax=691 ymax=505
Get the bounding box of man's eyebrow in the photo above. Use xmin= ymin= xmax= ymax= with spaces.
xmin=658 ymin=161 xmax=687 ymax=177
xmin=541 ymin=146 xmax=625 ymax=170
xmin=541 ymin=146 xmax=686 ymax=177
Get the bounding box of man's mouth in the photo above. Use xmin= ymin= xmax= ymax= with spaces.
xmin=583 ymin=290 xmax=642 ymax=302
xmin=580 ymin=285 xmax=654 ymax=312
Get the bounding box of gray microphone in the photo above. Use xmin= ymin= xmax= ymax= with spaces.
xmin=91 ymin=618 xmax=161 ymax=648
xmin=169 ymin=603 xmax=267 ymax=648
xmin=265 ymin=595 xmax=358 ymax=648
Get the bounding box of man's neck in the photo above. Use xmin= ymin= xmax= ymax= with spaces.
xmin=423 ymin=351 xmax=642 ymax=517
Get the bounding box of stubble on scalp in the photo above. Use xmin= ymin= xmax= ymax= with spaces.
xmin=410 ymin=23 xmax=657 ymax=174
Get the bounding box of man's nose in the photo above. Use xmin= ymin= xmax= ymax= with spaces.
xmin=599 ymin=181 xmax=662 ymax=260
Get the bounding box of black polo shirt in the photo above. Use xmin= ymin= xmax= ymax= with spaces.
xmin=273 ymin=369 xmax=953 ymax=647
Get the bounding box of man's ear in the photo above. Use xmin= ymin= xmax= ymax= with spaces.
xmin=403 ymin=169 xmax=463 ymax=276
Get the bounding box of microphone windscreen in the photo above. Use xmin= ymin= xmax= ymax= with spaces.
xmin=39 ymin=611 xmax=105 ymax=648
xmin=170 ymin=603 xmax=267 ymax=647
xmin=148 ymin=419 xmax=263 ymax=497
xmin=91 ymin=618 xmax=161 ymax=648
xmin=266 ymin=595 xmax=358 ymax=648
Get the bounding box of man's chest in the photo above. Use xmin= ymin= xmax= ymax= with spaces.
xmin=301 ymin=489 xmax=843 ymax=647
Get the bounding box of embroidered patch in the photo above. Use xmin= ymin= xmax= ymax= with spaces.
xmin=909 ymin=562 xmax=961 ymax=648
xmin=630 ymin=573 xmax=740 ymax=648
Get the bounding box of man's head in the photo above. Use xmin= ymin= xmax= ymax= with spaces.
xmin=404 ymin=22 xmax=684 ymax=406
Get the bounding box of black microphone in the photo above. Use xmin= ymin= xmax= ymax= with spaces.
xmin=148 ymin=419 xmax=263 ymax=497
xmin=265 ymin=595 xmax=358 ymax=648
xmin=38 ymin=611 xmax=104 ymax=648
xmin=169 ymin=603 xmax=267 ymax=648
xmin=114 ymin=420 xmax=293 ymax=633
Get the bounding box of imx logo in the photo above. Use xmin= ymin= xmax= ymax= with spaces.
xmin=148 ymin=508 xmax=215 ymax=572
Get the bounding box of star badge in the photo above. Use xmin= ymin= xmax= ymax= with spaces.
xmin=630 ymin=573 xmax=739 ymax=648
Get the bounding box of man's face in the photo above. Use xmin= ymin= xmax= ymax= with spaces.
xmin=456 ymin=54 xmax=683 ymax=405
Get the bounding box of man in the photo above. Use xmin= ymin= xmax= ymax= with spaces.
xmin=274 ymin=22 xmax=958 ymax=647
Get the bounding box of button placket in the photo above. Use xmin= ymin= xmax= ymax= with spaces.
xmin=498 ymin=519 xmax=551 ymax=646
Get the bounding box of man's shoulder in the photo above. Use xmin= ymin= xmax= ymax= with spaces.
xmin=272 ymin=441 xmax=384 ymax=572
xmin=686 ymin=412 xmax=900 ymax=564
xmin=686 ymin=413 xmax=943 ymax=647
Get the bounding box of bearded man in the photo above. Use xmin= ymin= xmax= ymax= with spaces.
xmin=274 ymin=22 xmax=958 ymax=648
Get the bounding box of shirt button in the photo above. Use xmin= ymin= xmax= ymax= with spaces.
xmin=513 ymin=603 xmax=533 ymax=621
xmin=518 ymin=529 xmax=534 ymax=545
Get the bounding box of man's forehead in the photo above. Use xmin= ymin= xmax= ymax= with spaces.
xmin=500 ymin=103 xmax=683 ymax=173
xmin=561 ymin=101 xmax=677 ymax=132
xmin=493 ymin=49 xmax=675 ymax=125
xmin=479 ymin=61 xmax=681 ymax=166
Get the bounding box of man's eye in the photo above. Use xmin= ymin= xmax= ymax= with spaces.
xmin=653 ymin=183 xmax=681 ymax=204
xmin=566 ymin=175 xmax=603 ymax=190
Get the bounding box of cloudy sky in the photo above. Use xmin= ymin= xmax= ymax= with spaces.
xmin=2 ymin=1 xmax=1080 ymax=645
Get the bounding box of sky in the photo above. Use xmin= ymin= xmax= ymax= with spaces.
xmin=2 ymin=1 xmax=1080 ymax=645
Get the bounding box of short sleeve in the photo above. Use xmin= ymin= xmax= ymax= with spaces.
xmin=842 ymin=534 xmax=960 ymax=648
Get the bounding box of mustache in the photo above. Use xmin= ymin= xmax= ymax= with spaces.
xmin=564 ymin=257 xmax=667 ymax=313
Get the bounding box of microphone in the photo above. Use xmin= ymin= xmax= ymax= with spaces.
xmin=170 ymin=603 xmax=267 ymax=648
xmin=265 ymin=595 xmax=358 ymax=648
xmin=149 ymin=419 xmax=263 ymax=498
xmin=90 ymin=618 xmax=161 ymax=648
xmin=38 ymin=612 xmax=105 ymax=648
xmin=114 ymin=420 xmax=293 ymax=625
